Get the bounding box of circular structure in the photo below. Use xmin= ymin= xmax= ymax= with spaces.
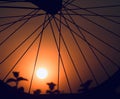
xmin=0 ymin=0 xmax=120 ymax=96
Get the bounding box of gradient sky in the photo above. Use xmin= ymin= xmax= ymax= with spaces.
xmin=0 ymin=0 xmax=120 ymax=94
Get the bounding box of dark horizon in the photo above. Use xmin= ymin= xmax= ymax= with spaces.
xmin=0 ymin=0 xmax=120 ymax=98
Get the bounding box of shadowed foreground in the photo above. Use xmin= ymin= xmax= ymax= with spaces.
xmin=0 ymin=70 xmax=120 ymax=99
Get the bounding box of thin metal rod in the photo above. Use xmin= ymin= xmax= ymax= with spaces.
xmin=68 ymin=3 xmax=120 ymax=24
xmin=63 ymin=8 xmax=110 ymax=78
xmin=0 ymin=6 xmax=38 ymax=10
xmin=0 ymin=14 xmax=51 ymax=64
xmin=60 ymin=13 xmax=120 ymax=18
xmin=3 ymin=14 xmax=52 ymax=82
xmin=54 ymin=16 xmax=120 ymax=69
xmin=0 ymin=10 xmax=38 ymax=46
xmin=60 ymin=9 xmax=120 ymax=53
xmin=28 ymin=14 xmax=47 ymax=94
xmin=61 ymin=14 xmax=98 ymax=85
xmin=49 ymin=16 xmax=72 ymax=93
xmin=0 ymin=13 xmax=45 ymax=19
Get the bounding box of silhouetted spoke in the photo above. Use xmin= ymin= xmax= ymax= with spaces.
xmin=0 ymin=1 xmax=26 ymax=4
xmin=0 ymin=13 xmax=45 ymax=28
xmin=49 ymin=16 xmax=72 ymax=93
xmin=67 ymin=3 xmax=120 ymax=24
xmin=54 ymin=16 xmax=120 ymax=70
xmin=0 ymin=0 xmax=120 ymax=95
xmin=0 ymin=0 xmax=25 ymax=2
xmin=0 ymin=10 xmax=38 ymax=46
xmin=2 ymin=15 xmax=53 ymax=82
xmin=29 ymin=14 xmax=47 ymax=94
xmin=63 ymin=9 xmax=110 ymax=78
xmin=60 ymin=15 xmax=84 ymax=84
xmin=0 ymin=10 xmax=37 ymax=31
xmin=82 ymin=4 xmax=120 ymax=9
xmin=61 ymin=15 xmax=120 ymax=57
xmin=57 ymin=13 xmax=61 ymax=91
xmin=60 ymin=9 xmax=120 ymax=53
xmin=0 ymin=13 xmax=46 ymax=19
xmin=61 ymin=14 xmax=99 ymax=85
xmin=63 ymin=4 xmax=120 ymax=10
xmin=0 ymin=6 xmax=38 ymax=10
xmin=61 ymin=13 xmax=120 ymax=18
xmin=0 ymin=15 xmax=51 ymax=64
xmin=0 ymin=1 xmax=14 ymax=4
xmin=2 ymin=29 xmax=42 ymax=82
xmin=63 ymin=0 xmax=74 ymax=7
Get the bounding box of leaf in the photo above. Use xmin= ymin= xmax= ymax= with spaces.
xmin=6 ymin=78 xmax=16 ymax=83
xmin=46 ymin=90 xmax=52 ymax=94
xmin=54 ymin=90 xmax=60 ymax=94
xmin=80 ymin=80 xmax=92 ymax=88
xmin=47 ymin=82 xmax=56 ymax=91
xmin=17 ymin=77 xmax=28 ymax=82
xmin=34 ymin=89 xmax=41 ymax=95
xmin=13 ymin=72 xmax=19 ymax=78
xmin=18 ymin=87 xmax=24 ymax=93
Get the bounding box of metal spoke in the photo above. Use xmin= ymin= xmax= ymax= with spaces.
xmin=62 ymin=7 xmax=120 ymax=53
xmin=28 ymin=14 xmax=48 ymax=94
xmin=55 ymin=16 xmax=120 ymax=70
xmin=0 ymin=6 xmax=38 ymax=10
xmin=0 ymin=14 xmax=50 ymax=64
xmin=67 ymin=3 xmax=120 ymax=24
xmin=0 ymin=0 xmax=120 ymax=95
xmin=63 ymin=8 xmax=110 ymax=78
xmin=0 ymin=10 xmax=38 ymax=46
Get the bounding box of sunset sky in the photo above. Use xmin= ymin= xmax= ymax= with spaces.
xmin=0 ymin=0 xmax=120 ymax=94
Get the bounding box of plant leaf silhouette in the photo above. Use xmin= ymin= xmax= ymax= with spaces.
xmin=80 ymin=80 xmax=92 ymax=88
xmin=46 ymin=82 xmax=60 ymax=94
xmin=6 ymin=78 xmax=16 ymax=83
xmin=6 ymin=71 xmax=28 ymax=89
xmin=17 ymin=77 xmax=28 ymax=82
xmin=18 ymin=87 xmax=24 ymax=93
xmin=53 ymin=90 xmax=60 ymax=94
xmin=47 ymin=82 xmax=56 ymax=91
xmin=78 ymin=80 xmax=92 ymax=93
xmin=33 ymin=89 xmax=41 ymax=95
xmin=13 ymin=72 xmax=19 ymax=78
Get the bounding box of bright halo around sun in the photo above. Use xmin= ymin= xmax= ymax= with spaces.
xmin=36 ymin=68 xmax=48 ymax=79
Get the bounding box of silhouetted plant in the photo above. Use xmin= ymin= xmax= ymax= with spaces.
xmin=46 ymin=82 xmax=60 ymax=94
xmin=78 ymin=80 xmax=92 ymax=93
xmin=6 ymin=71 xmax=28 ymax=89
xmin=33 ymin=89 xmax=41 ymax=95
xmin=18 ymin=87 xmax=24 ymax=93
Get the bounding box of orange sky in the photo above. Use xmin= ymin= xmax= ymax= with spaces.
xmin=0 ymin=0 xmax=120 ymax=94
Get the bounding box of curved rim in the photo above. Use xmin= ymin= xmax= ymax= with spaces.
xmin=0 ymin=0 xmax=120 ymax=95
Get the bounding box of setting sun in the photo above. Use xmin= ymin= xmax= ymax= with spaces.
xmin=36 ymin=68 xmax=48 ymax=79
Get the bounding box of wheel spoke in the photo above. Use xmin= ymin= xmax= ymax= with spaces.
xmin=54 ymin=15 xmax=120 ymax=70
xmin=0 ymin=0 xmax=120 ymax=95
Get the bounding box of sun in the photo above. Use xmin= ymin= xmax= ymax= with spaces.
xmin=36 ymin=68 xmax=48 ymax=79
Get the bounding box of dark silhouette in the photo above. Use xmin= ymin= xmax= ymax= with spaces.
xmin=78 ymin=80 xmax=92 ymax=93
xmin=27 ymin=0 xmax=62 ymax=15
xmin=18 ymin=87 xmax=25 ymax=93
xmin=6 ymin=71 xmax=28 ymax=89
xmin=33 ymin=89 xmax=41 ymax=95
xmin=46 ymin=82 xmax=60 ymax=94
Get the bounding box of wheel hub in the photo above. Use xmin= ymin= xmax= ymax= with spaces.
xmin=28 ymin=0 xmax=62 ymax=15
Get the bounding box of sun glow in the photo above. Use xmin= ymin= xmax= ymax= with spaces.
xmin=36 ymin=68 xmax=48 ymax=79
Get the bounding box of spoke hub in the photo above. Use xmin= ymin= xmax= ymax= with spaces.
xmin=28 ymin=0 xmax=62 ymax=15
